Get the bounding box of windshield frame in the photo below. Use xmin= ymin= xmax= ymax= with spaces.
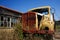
xmin=28 ymin=6 xmax=51 ymax=15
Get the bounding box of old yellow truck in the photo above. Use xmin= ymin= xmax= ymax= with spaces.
xmin=22 ymin=6 xmax=55 ymax=40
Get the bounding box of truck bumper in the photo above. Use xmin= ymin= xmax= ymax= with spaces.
xmin=23 ymin=29 xmax=54 ymax=34
xmin=37 ymin=30 xmax=54 ymax=34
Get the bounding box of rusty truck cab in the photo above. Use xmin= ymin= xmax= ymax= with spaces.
xmin=29 ymin=6 xmax=55 ymax=34
xmin=22 ymin=6 xmax=55 ymax=34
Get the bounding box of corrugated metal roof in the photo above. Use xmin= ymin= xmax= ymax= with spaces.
xmin=0 ymin=6 xmax=23 ymax=15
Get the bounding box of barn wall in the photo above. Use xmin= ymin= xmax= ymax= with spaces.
xmin=0 ymin=8 xmax=22 ymax=27
xmin=0 ymin=8 xmax=21 ymax=17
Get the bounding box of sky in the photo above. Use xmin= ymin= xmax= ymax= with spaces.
xmin=0 ymin=0 xmax=60 ymax=20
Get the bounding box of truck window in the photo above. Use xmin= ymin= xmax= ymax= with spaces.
xmin=30 ymin=8 xmax=49 ymax=15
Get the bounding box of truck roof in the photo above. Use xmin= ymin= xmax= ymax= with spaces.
xmin=28 ymin=6 xmax=51 ymax=12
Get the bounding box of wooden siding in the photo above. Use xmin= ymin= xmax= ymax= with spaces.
xmin=0 ymin=7 xmax=22 ymax=27
xmin=0 ymin=8 xmax=21 ymax=17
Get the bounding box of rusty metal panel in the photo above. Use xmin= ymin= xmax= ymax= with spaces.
xmin=22 ymin=13 xmax=28 ymax=30
xmin=22 ymin=12 xmax=36 ymax=31
xmin=28 ymin=12 xmax=36 ymax=30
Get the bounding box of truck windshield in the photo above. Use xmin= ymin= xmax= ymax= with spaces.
xmin=30 ymin=8 xmax=49 ymax=15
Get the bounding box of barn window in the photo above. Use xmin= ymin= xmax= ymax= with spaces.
xmin=0 ymin=15 xmax=19 ymax=28
xmin=11 ymin=18 xmax=17 ymax=27
xmin=0 ymin=16 xmax=3 ymax=27
xmin=0 ymin=16 xmax=10 ymax=28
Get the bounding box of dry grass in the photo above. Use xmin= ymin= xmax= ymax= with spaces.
xmin=0 ymin=28 xmax=19 ymax=40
